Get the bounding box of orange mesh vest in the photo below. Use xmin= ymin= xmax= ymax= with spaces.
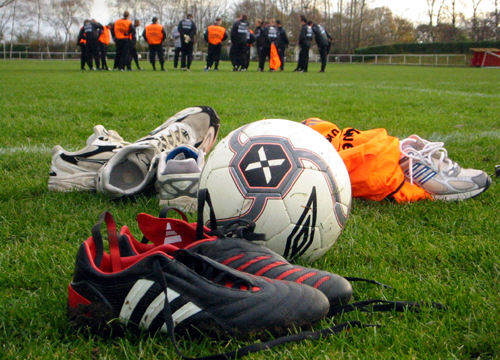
xmin=114 ymin=19 xmax=132 ymax=39
xmin=98 ymin=26 xmax=111 ymax=45
xmin=270 ymin=43 xmax=281 ymax=70
xmin=302 ymin=118 xmax=431 ymax=202
xmin=207 ymin=25 xmax=226 ymax=45
xmin=145 ymin=23 xmax=164 ymax=45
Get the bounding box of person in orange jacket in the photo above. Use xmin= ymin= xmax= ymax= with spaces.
xmin=98 ymin=23 xmax=112 ymax=70
xmin=113 ymin=11 xmax=134 ymax=71
xmin=203 ymin=18 xmax=227 ymax=71
xmin=302 ymin=118 xmax=492 ymax=202
xmin=143 ymin=17 xmax=167 ymax=71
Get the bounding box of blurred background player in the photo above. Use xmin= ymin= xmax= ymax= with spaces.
xmin=113 ymin=11 xmax=134 ymax=71
xmin=98 ymin=23 xmax=112 ymax=70
xmin=310 ymin=21 xmax=331 ymax=73
xmin=253 ymin=19 xmax=264 ymax=70
xmin=77 ymin=21 xmax=87 ymax=70
xmin=230 ymin=14 xmax=249 ymax=71
xmin=259 ymin=18 xmax=278 ymax=71
xmin=80 ymin=19 xmax=103 ymax=70
xmin=275 ymin=20 xmax=289 ymax=71
xmin=295 ymin=16 xmax=312 ymax=72
xmin=130 ymin=19 xmax=143 ymax=70
xmin=178 ymin=14 xmax=196 ymax=71
xmin=143 ymin=17 xmax=166 ymax=71
xmin=203 ymin=18 xmax=227 ymax=71
xmin=171 ymin=25 xmax=182 ymax=69
xmin=242 ymin=28 xmax=255 ymax=71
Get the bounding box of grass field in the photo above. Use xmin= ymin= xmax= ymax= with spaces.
xmin=0 ymin=59 xmax=499 ymax=359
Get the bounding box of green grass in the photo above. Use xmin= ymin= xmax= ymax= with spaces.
xmin=0 ymin=60 xmax=499 ymax=359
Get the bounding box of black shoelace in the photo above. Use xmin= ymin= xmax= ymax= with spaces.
xmin=153 ymin=259 xmax=375 ymax=360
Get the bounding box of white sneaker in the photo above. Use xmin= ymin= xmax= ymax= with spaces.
xmin=96 ymin=122 xmax=196 ymax=197
xmin=155 ymin=145 xmax=205 ymax=212
xmin=399 ymin=135 xmax=492 ymax=200
xmin=152 ymin=106 xmax=220 ymax=154
xmin=48 ymin=125 xmax=129 ymax=192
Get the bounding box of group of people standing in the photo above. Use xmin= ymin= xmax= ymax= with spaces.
xmin=77 ymin=12 xmax=149 ymax=71
xmin=205 ymin=14 xmax=332 ymax=73
xmin=77 ymin=12 xmax=332 ymax=73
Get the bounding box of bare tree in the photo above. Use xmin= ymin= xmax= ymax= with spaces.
xmin=48 ymin=0 xmax=89 ymax=51
xmin=494 ymin=0 xmax=499 ymax=40
xmin=471 ymin=0 xmax=482 ymax=40
xmin=0 ymin=1 xmax=14 ymax=41
xmin=0 ymin=0 xmax=16 ymax=9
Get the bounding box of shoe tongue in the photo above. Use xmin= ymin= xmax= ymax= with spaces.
xmin=137 ymin=213 xmax=195 ymax=248
xmin=87 ymin=125 xmax=107 ymax=146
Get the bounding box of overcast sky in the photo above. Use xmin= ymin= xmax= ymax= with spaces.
xmin=91 ymin=0 xmax=492 ymax=25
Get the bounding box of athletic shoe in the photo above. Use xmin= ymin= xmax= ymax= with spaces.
xmin=48 ymin=125 xmax=129 ymax=192
xmin=156 ymin=145 xmax=205 ymax=212
xmin=118 ymin=189 xmax=353 ymax=315
xmin=95 ymin=122 xmax=196 ymax=197
xmin=95 ymin=107 xmax=219 ymax=197
xmin=68 ymin=212 xmax=330 ymax=338
xmin=150 ymin=106 xmax=220 ymax=154
xmin=399 ymin=135 xmax=491 ymax=200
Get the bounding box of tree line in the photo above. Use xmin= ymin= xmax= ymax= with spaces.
xmin=1 ymin=0 xmax=499 ymax=54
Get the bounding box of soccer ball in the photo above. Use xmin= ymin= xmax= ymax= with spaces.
xmin=199 ymin=119 xmax=352 ymax=263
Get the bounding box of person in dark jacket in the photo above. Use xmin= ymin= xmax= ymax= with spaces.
xmin=77 ymin=22 xmax=88 ymax=70
xmin=80 ymin=19 xmax=103 ymax=70
xmin=275 ymin=20 xmax=289 ymax=71
xmin=230 ymin=14 xmax=250 ymax=71
xmin=253 ymin=19 xmax=264 ymax=68
xmin=294 ymin=16 xmax=313 ymax=73
xmin=259 ymin=18 xmax=278 ymax=71
xmin=310 ymin=21 xmax=331 ymax=73
xmin=178 ymin=14 xmax=196 ymax=71
xmin=242 ymin=29 xmax=255 ymax=71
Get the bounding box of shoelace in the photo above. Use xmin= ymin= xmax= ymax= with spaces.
xmin=153 ymin=258 xmax=376 ymax=360
xmin=400 ymin=137 xmax=456 ymax=185
xmin=157 ymin=126 xmax=193 ymax=152
xmin=175 ymin=250 xmax=258 ymax=291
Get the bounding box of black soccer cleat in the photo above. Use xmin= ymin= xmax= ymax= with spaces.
xmin=68 ymin=212 xmax=330 ymax=338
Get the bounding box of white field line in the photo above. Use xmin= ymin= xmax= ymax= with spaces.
xmin=1 ymin=129 xmax=499 ymax=156
xmin=312 ymin=83 xmax=500 ymax=99
xmin=0 ymin=145 xmax=52 ymax=154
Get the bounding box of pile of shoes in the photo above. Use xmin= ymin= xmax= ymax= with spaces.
xmin=48 ymin=106 xmax=220 ymax=212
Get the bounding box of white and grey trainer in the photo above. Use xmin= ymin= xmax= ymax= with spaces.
xmin=155 ymin=145 xmax=205 ymax=212
xmin=399 ymin=135 xmax=491 ymax=201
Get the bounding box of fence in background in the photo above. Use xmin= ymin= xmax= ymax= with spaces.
xmin=324 ymin=54 xmax=468 ymax=67
xmin=1 ymin=51 xmax=469 ymax=67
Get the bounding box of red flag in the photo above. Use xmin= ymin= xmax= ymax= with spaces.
xmin=270 ymin=43 xmax=281 ymax=70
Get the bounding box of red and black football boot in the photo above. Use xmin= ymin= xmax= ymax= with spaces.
xmin=68 ymin=212 xmax=330 ymax=340
xmin=117 ymin=189 xmax=354 ymax=316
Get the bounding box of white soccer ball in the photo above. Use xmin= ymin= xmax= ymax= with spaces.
xmin=199 ymin=119 xmax=352 ymax=263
